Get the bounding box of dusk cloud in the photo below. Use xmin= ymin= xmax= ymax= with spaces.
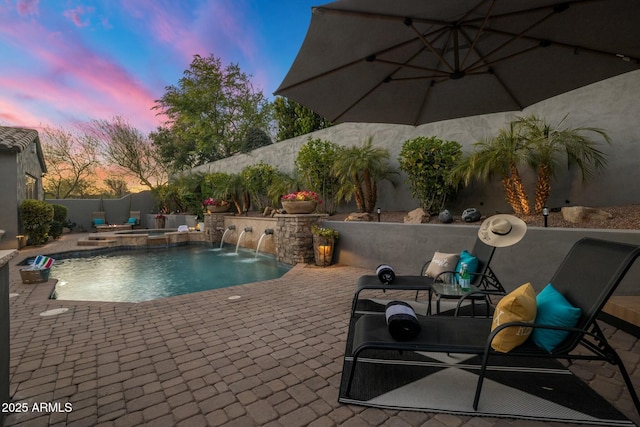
xmin=0 ymin=0 xmax=316 ymax=133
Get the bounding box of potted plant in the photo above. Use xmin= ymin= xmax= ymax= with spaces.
xmin=281 ymin=191 xmax=321 ymax=214
xmin=311 ymin=224 xmax=339 ymax=266
xmin=203 ymin=197 xmax=230 ymax=213
xmin=155 ymin=213 xmax=166 ymax=229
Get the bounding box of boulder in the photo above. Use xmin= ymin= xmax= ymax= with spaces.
xmin=263 ymin=207 xmax=274 ymax=217
xmin=404 ymin=208 xmax=429 ymax=224
xmin=345 ymin=212 xmax=373 ymax=222
xmin=561 ymin=206 xmax=613 ymax=223
xmin=438 ymin=209 xmax=453 ymax=224
xmin=462 ymin=208 xmax=481 ymax=222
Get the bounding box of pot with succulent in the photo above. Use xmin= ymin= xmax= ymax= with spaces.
xmin=203 ymin=197 xmax=230 ymax=213
xmin=155 ymin=213 xmax=166 ymax=229
xmin=311 ymin=224 xmax=339 ymax=266
xmin=281 ymin=191 xmax=321 ymax=214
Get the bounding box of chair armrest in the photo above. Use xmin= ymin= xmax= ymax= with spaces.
xmin=454 ymin=289 xmax=505 ymax=316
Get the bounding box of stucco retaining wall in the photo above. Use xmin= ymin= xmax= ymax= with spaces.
xmin=323 ymin=220 xmax=640 ymax=296
xmin=191 ymin=70 xmax=640 ymax=216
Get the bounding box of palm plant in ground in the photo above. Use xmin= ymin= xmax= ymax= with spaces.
xmin=516 ymin=115 xmax=610 ymax=214
xmin=333 ymin=137 xmax=396 ymax=213
xmin=451 ymin=121 xmax=532 ymax=215
xmin=451 ymin=115 xmax=611 ymax=216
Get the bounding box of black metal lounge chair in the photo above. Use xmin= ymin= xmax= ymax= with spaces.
xmin=91 ymin=211 xmax=107 ymax=228
xmin=345 ymin=238 xmax=640 ymax=414
xmin=350 ymin=238 xmax=503 ymax=316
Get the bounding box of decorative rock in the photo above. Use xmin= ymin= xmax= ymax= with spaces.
xmin=462 ymin=208 xmax=481 ymax=222
xmin=345 ymin=212 xmax=373 ymax=222
xmin=561 ymin=206 xmax=613 ymax=223
xmin=263 ymin=207 xmax=274 ymax=217
xmin=438 ymin=209 xmax=453 ymax=224
xmin=403 ymin=208 xmax=429 ymax=224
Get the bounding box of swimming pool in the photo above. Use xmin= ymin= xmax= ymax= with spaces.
xmin=50 ymin=245 xmax=291 ymax=303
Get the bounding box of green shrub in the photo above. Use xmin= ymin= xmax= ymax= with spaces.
xmin=398 ymin=136 xmax=462 ymax=214
xmin=49 ymin=204 xmax=68 ymax=239
xmin=20 ymin=200 xmax=54 ymax=245
xmin=295 ymin=137 xmax=341 ymax=213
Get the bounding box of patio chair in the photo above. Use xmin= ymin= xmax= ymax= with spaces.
xmin=350 ymin=238 xmax=503 ymax=317
xmin=344 ymin=237 xmax=640 ymax=414
xmin=126 ymin=211 xmax=141 ymax=228
xmin=91 ymin=211 xmax=107 ymax=228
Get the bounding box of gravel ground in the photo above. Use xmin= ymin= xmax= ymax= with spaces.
xmin=325 ymin=205 xmax=640 ymax=230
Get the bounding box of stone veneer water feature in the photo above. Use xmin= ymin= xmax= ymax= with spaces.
xmin=204 ymin=212 xmax=327 ymax=265
xmin=79 ymin=212 xmax=329 ymax=266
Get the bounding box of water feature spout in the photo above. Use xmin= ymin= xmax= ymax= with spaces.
xmin=236 ymin=227 xmax=253 ymax=253
xmin=220 ymin=227 xmax=235 ymax=249
xmin=255 ymin=230 xmax=274 ymax=258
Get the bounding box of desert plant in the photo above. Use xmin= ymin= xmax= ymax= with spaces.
xmin=451 ymin=115 xmax=610 ymax=215
xmin=398 ymin=136 xmax=462 ymax=214
xmin=241 ymin=162 xmax=277 ymax=210
xmin=333 ymin=137 xmax=397 ymax=213
xmin=451 ymin=121 xmax=531 ymax=215
xmin=295 ymin=137 xmax=341 ymax=213
xmin=49 ymin=204 xmax=68 ymax=239
xmin=20 ymin=200 xmax=54 ymax=245
xmin=516 ymin=115 xmax=610 ymax=214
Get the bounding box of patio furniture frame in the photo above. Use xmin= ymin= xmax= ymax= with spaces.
xmin=344 ymin=238 xmax=640 ymax=414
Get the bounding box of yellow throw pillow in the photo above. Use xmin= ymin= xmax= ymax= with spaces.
xmin=424 ymin=251 xmax=459 ymax=281
xmin=491 ymin=282 xmax=537 ymax=352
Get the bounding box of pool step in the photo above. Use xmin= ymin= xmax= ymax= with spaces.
xmin=147 ymin=235 xmax=169 ymax=246
xmin=77 ymin=238 xmax=118 ymax=247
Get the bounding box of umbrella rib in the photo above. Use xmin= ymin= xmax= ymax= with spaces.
xmin=463 ymin=10 xmax=557 ymax=72
xmin=405 ymin=20 xmax=454 ymax=73
xmin=313 ymin=6 xmax=452 ymax=27
xmin=472 ymin=26 xmax=640 ymax=64
xmin=461 ymin=0 xmax=496 ymax=68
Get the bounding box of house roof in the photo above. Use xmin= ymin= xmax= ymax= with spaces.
xmin=0 ymin=126 xmax=47 ymax=172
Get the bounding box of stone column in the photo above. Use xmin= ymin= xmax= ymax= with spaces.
xmin=275 ymin=214 xmax=327 ymax=265
xmin=204 ymin=213 xmax=232 ymax=244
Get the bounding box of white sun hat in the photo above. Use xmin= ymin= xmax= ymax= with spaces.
xmin=478 ymin=214 xmax=527 ymax=247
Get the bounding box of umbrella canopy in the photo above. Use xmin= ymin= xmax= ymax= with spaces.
xmin=276 ymin=0 xmax=640 ymax=126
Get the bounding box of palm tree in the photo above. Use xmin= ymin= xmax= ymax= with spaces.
xmin=333 ymin=137 xmax=396 ymax=213
xmin=451 ymin=121 xmax=532 ymax=215
xmin=516 ymin=115 xmax=611 ymax=214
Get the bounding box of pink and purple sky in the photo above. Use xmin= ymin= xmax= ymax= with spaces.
xmin=0 ymin=0 xmax=320 ymax=133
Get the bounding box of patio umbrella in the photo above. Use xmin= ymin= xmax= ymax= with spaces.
xmin=275 ymin=0 xmax=640 ymax=126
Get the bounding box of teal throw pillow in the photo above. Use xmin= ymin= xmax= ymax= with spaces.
xmin=532 ymin=283 xmax=581 ymax=352
xmin=128 ymin=217 xmax=137 ymax=224
xmin=93 ymin=218 xmax=104 ymax=225
xmin=455 ymin=250 xmax=479 ymax=280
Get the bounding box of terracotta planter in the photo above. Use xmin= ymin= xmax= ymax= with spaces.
xmin=207 ymin=205 xmax=230 ymax=213
xmin=281 ymin=200 xmax=317 ymax=214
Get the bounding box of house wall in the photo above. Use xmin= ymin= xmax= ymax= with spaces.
xmin=0 ymin=155 xmax=18 ymax=250
xmin=0 ymin=140 xmax=47 ymax=250
xmin=191 ymin=69 xmax=640 ymax=216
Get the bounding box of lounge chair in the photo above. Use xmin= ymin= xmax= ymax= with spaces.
xmin=351 ymin=238 xmax=503 ymax=317
xmin=91 ymin=212 xmax=107 ymax=228
xmin=126 ymin=211 xmax=141 ymax=228
xmin=344 ymin=237 xmax=640 ymax=414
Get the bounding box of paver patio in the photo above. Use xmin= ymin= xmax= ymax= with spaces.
xmin=3 ymin=233 xmax=639 ymax=426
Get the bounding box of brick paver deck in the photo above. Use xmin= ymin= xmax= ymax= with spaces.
xmin=3 ymin=233 xmax=639 ymax=426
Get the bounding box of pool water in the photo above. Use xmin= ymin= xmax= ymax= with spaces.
xmin=50 ymin=245 xmax=291 ymax=303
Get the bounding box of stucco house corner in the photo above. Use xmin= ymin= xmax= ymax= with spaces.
xmin=0 ymin=126 xmax=47 ymax=250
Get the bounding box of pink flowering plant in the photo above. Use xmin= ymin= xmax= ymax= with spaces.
xmin=281 ymin=191 xmax=322 ymax=204
xmin=203 ymin=197 xmax=229 ymax=207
